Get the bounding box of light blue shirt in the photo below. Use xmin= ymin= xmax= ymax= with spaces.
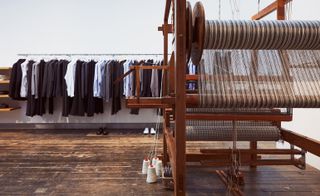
xmin=123 ymin=60 xmax=133 ymax=97
xmin=93 ymin=60 xmax=107 ymax=98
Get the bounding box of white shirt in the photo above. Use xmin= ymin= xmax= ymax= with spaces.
xmin=20 ymin=61 xmax=29 ymax=98
xmin=64 ymin=60 xmax=77 ymax=97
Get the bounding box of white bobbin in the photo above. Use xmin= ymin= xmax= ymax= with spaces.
xmin=142 ymin=159 xmax=150 ymax=174
xmin=152 ymin=157 xmax=158 ymax=167
xmin=155 ymin=160 xmax=163 ymax=176
xmin=146 ymin=165 xmax=157 ymax=183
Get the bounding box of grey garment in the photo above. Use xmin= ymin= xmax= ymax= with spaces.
xmin=100 ymin=60 xmax=107 ymax=99
xmin=104 ymin=61 xmax=111 ymax=102
xmin=81 ymin=62 xmax=87 ymax=99
xmin=31 ymin=62 xmax=40 ymax=98
xmin=140 ymin=65 xmax=143 ymax=92
xmin=150 ymin=65 xmax=159 ymax=97
xmin=44 ymin=60 xmax=59 ymax=98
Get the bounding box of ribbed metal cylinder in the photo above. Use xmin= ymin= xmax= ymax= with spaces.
xmin=204 ymin=20 xmax=320 ymax=50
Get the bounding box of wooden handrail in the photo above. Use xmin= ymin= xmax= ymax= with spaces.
xmin=281 ymin=128 xmax=320 ymax=157
xmin=251 ymin=0 xmax=292 ymax=20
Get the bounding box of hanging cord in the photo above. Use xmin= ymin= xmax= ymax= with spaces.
xmin=218 ymin=0 xmax=222 ymax=19
xmin=227 ymin=120 xmax=241 ymax=194
xmin=229 ymin=0 xmax=240 ymax=19
xmin=153 ymin=64 xmax=164 ymax=159
xmin=147 ymin=62 xmax=164 ymax=161
xmin=257 ymin=0 xmax=261 ymax=13
xmin=285 ymin=0 xmax=293 ymax=20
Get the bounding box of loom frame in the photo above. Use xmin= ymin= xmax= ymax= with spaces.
xmin=123 ymin=0 xmax=320 ymax=195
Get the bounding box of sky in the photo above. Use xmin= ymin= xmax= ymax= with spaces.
xmin=0 ymin=0 xmax=319 ymax=65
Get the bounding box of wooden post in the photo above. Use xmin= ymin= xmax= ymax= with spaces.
xmin=163 ymin=110 xmax=171 ymax=165
xmin=163 ymin=24 xmax=169 ymax=96
xmin=250 ymin=141 xmax=258 ymax=168
xmin=277 ymin=0 xmax=286 ymax=20
xmin=174 ymin=0 xmax=186 ymax=195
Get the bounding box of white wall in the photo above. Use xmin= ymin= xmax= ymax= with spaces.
xmin=0 ymin=0 xmax=319 ymax=169
xmin=0 ymin=0 xmax=165 ymax=124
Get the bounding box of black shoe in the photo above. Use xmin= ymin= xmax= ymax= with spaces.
xmin=102 ymin=129 xmax=109 ymax=135
xmin=96 ymin=128 xmax=103 ymax=135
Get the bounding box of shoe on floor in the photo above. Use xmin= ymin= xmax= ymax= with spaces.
xmin=150 ymin=128 xmax=156 ymax=135
xmin=143 ymin=127 xmax=149 ymax=135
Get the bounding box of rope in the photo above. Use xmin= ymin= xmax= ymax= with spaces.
xmin=148 ymin=64 xmax=164 ymax=161
xmin=229 ymin=0 xmax=240 ymax=19
xmin=219 ymin=0 xmax=221 ymax=20
xmin=285 ymin=0 xmax=293 ymax=20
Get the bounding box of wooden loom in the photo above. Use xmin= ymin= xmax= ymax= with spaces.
xmin=124 ymin=0 xmax=320 ymax=195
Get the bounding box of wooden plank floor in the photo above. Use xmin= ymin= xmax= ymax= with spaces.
xmin=0 ymin=130 xmax=319 ymax=195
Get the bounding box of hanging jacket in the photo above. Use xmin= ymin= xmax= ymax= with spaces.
xmin=9 ymin=59 xmax=26 ymax=100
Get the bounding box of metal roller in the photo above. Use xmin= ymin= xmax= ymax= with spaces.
xmin=186 ymin=124 xmax=281 ymax=141
xmin=169 ymin=120 xmax=280 ymax=141
xmin=190 ymin=1 xmax=320 ymax=65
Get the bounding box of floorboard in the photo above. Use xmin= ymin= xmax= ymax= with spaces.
xmin=0 ymin=130 xmax=319 ymax=195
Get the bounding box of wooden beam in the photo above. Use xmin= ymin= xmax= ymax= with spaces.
xmin=130 ymin=65 xmax=168 ymax=70
xmin=277 ymin=0 xmax=286 ymax=20
xmin=281 ymin=128 xmax=320 ymax=157
xmin=186 ymin=113 xmax=292 ymax=122
xmin=164 ymin=0 xmax=172 ymax=23
xmin=164 ymin=128 xmax=176 ymax=166
xmin=0 ymin=67 xmax=11 ymax=70
xmin=163 ymin=110 xmax=171 ymax=165
xmin=250 ymin=141 xmax=258 ymax=168
xmin=216 ymin=170 xmax=244 ymax=196
xmin=251 ymin=0 xmax=292 ymax=20
xmin=186 ymin=75 xmax=198 ymax=81
xmin=126 ymin=97 xmax=292 ymax=122
xmin=0 ymin=94 xmax=9 ymax=98
xmin=174 ymin=0 xmax=186 ymax=194
xmin=200 ymin=149 xmax=303 ymax=155
xmin=163 ymin=24 xmax=169 ymax=97
xmin=186 ymin=153 xmax=233 ymax=162
xmin=202 ymin=158 xmax=302 ymax=167
xmin=113 ymin=69 xmax=134 ymax=84
xmin=0 ymin=80 xmax=9 ymax=84
xmin=169 ymin=52 xmax=175 ymax=94
xmin=186 ymin=149 xmax=304 ymax=163
xmin=126 ymin=97 xmax=172 ymax=108
xmin=0 ymin=107 xmax=20 ymax=112
xmin=158 ymin=24 xmax=174 ymax=34
xmin=164 ymin=127 xmax=176 ymax=189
